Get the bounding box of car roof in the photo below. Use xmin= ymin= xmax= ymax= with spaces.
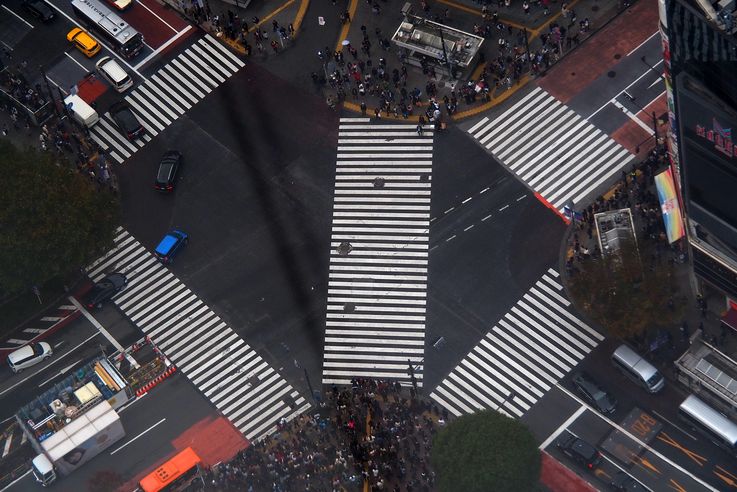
xmin=71 ymin=29 xmax=96 ymax=47
xmin=156 ymin=234 xmax=178 ymax=254
xmin=8 ymin=342 xmax=49 ymax=363
xmin=571 ymin=438 xmax=597 ymax=458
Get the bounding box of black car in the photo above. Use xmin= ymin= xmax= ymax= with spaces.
xmin=110 ymin=102 xmax=145 ymax=140
xmin=556 ymin=433 xmax=602 ymax=470
xmin=83 ymin=273 xmax=128 ymax=309
xmin=610 ymin=471 xmax=646 ymax=491
xmin=22 ymin=0 xmax=55 ymax=21
xmin=155 ymin=150 xmax=181 ymax=192
xmin=572 ymin=371 xmax=617 ymax=414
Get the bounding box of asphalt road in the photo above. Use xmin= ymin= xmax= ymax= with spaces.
xmin=0 ymin=306 xmax=140 ymax=422
xmin=423 ymin=124 xmax=566 ymax=390
xmin=114 ymin=58 xmax=339 ymax=399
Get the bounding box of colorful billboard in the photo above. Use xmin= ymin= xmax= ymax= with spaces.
xmin=654 ymin=168 xmax=685 ymax=244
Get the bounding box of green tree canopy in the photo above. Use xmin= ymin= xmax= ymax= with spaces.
xmin=568 ymin=237 xmax=685 ymax=340
xmin=0 ymin=140 xmax=118 ymax=295
xmin=431 ymin=410 xmax=541 ymax=492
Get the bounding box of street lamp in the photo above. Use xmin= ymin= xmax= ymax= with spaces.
xmin=622 ymin=91 xmax=659 ymax=149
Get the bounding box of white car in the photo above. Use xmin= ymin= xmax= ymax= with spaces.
xmin=7 ymin=342 xmax=53 ymax=373
xmin=95 ymin=56 xmax=133 ymax=93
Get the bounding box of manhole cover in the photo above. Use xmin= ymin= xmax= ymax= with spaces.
xmin=373 ymin=177 xmax=385 ymax=188
xmin=607 ymin=70 xmax=616 ymax=78
xmin=614 ymin=54 xmax=621 ymax=60
xmin=337 ymin=241 xmax=352 ymax=256
xmin=344 ymin=302 xmax=356 ymax=313
xmin=420 ymin=173 xmax=430 ymax=182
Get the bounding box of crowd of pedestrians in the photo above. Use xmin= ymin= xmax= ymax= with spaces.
xmin=202 ymin=378 xmax=443 ymax=491
xmin=0 ymin=67 xmax=48 ymax=112
xmin=565 ymin=148 xmax=670 ymax=271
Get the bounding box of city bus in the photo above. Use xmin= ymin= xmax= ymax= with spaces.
xmin=138 ymin=447 xmax=204 ymax=492
xmin=678 ymin=395 xmax=737 ymax=452
xmin=70 ymin=0 xmax=143 ymax=59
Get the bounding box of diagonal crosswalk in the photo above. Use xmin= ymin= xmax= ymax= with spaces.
xmin=430 ymin=268 xmax=604 ymax=418
xmin=86 ymin=227 xmax=309 ymax=442
xmin=90 ymin=35 xmax=244 ymax=164
xmin=321 ymin=117 xmax=434 ymax=387
xmin=467 ymin=86 xmax=635 ymax=213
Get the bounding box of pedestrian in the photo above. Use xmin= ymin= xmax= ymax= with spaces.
xmin=523 ymin=1 xmax=530 ymax=14
xmin=272 ymin=19 xmax=279 ymax=32
xmin=270 ymin=40 xmax=278 ymax=53
xmin=1 ymin=125 xmax=8 ymax=136
xmin=416 ymin=124 xmax=423 ymax=136
xmin=288 ymin=23 xmax=295 ymax=36
xmin=360 ymin=101 xmax=367 ymax=115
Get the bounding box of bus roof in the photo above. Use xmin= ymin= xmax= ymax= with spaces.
xmin=138 ymin=447 xmax=202 ymax=492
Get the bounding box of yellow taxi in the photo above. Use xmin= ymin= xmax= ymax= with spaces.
xmin=67 ymin=27 xmax=101 ymax=58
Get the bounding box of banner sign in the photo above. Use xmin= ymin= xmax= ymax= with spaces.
xmin=654 ymin=168 xmax=685 ymax=244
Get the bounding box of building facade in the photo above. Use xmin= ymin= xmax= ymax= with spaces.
xmin=659 ymin=0 xmax=737 ymax=314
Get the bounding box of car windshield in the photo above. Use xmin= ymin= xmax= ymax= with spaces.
xmin=593 ymin=390 xmax=609 ymax=406
xmin=647 ymin=373 xmax=662 ymax=386
xmin=157 ymin=162 xmax=173 ymax=181
xmin=95 ymin=280 xmax=113 ymax=291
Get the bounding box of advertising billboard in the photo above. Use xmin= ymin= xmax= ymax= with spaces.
xmin=654 ymin=168 xmax=685 ymax=244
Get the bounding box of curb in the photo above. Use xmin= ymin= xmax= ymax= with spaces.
xmin=135 ymin=365 xmax=178 ymax=397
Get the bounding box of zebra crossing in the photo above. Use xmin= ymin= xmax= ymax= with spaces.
xmin=90 ymin=35 xmax=245 ymax=164
xmin=86 ymin=227 xmax=309 ymax=442
xmin=430 ymin=268 xmax=604 ymax=418
xmin=467 ymin=86 xmax=635 ymax=213
xmin=322 ymin=117 xmax=434 ymax=387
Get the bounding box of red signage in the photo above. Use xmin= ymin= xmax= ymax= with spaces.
xmin=695 ymin=119 xmax=735 ymax=159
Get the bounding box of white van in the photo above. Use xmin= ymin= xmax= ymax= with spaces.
xmin=95 ymin=56 xmax=133 ymax=93
xmin=7 ymin=342 xmax=53 ymax=373
xmin=611 ymin=344 xmax=665 ymax=393
xmin=64 ymin=94 xmax=99 ymax=128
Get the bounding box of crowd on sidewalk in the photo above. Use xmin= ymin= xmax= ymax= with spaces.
xmin=202 ymin=379 xmax=443 ymax=491
xmin=564 ymin=148 xmax=670 ymax=268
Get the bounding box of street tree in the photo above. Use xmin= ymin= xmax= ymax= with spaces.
xmin=567 ymin=237 xmax=685 ymax=340
xmin=431 ymin=409 xmax=541 ymax=492
xmin=0 ymin=140 xmax=119 ymax=296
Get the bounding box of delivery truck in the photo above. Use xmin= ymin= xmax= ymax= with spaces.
xmin=15 ymin=356 xmax=131 ymax=486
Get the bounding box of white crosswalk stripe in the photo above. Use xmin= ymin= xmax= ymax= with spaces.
xmin=90 ymin=35 xmax=242 ymax=164
xmin=322 ymin=117 xmax=434 ymax=387
xmin=86 ymin=228 xmax=310 ymax=442
xmin=468 ymin=86 xmax=635 ymax=212
xmin=430 ymin=268 xmax=604 ymax=418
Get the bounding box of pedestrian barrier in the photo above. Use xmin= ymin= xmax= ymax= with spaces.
xmin=135 ymin=365 xmax=177 ymax=397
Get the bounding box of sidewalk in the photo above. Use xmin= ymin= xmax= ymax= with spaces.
xmin=159 ymin=0 xmax=634 ymax=121
xmin=561 ymin=148 xmax=737 ymax=367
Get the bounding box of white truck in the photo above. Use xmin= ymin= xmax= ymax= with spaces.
xmin=30 ymin=400 xmax=125 ymax=486
xmin=16 ymin=356 xmax=131 ymax=487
